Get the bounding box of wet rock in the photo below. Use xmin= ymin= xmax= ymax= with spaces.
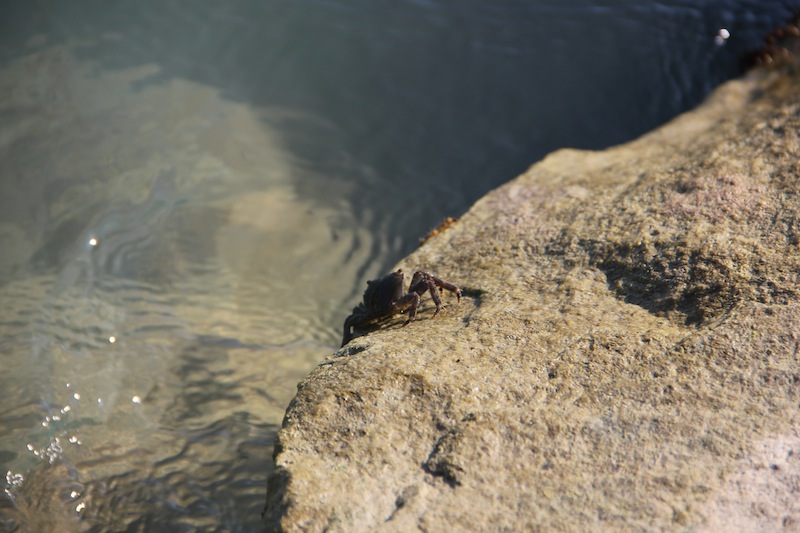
xmin=264 ymin=60 xmax=800 ymax=531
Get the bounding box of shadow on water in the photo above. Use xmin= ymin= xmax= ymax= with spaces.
xmin=4 ymin=0 xmax=799 ymax=265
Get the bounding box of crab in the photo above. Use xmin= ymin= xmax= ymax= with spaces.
xmin=341 ymin=269 xmax=462 ymax=346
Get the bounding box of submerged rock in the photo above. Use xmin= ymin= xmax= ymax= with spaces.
xmin=264 ymin=59 xmax=800 ymax=531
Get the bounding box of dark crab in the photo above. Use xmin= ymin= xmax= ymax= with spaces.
xmin=341 ymin=269 xmax=462 ymax=346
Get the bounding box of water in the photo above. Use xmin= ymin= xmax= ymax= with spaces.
xmin=0 ymin=0 xmax=796 ymax=530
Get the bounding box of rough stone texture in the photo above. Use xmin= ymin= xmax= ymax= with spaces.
xmin=264 ymin=59 xmax=800 ymax=531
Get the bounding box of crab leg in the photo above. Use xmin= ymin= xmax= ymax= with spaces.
xmin=398 ymin=292 xmax=421 ymax=326
xmin=409 ymin=271 xmax=462 ymax=317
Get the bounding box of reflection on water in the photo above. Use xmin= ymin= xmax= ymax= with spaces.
xmin=0 ymin=44 xmax=362 ymax=531
xmin=0 ymin=0 xmax=797 ymax=530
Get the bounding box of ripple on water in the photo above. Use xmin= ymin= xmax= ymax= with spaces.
xmin=0 ymin=272 xmax=326 ymax=531
xmin=0 ymin=43 xmax=367 ymax=530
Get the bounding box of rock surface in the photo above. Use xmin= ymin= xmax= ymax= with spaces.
xmin=264 ymin=59 xmax=800 ymax=531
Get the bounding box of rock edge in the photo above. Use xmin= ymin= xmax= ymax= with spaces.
xmin=265 ymin=59 xmax=800 ymax=532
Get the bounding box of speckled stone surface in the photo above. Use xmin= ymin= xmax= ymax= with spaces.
xmin=264 ymin=58 xmax=800 ymax=532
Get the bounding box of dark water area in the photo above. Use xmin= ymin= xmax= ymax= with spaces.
xmin=3 ymin=1 xmax=797 ymax=259
xmin=0 ymin=0 xmax=797 ymax=531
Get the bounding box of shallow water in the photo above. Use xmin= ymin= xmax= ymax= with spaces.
xmin=0 ymin=0 xmax=797 ymax=530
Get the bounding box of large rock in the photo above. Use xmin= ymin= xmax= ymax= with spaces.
xmin=264 ymin=59 xmax=800 ymax=531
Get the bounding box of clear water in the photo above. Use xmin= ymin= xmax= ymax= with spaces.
xmin=0 ymin=0 xmax=796 ymax=530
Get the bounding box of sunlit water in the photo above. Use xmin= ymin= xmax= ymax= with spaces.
xmin=0 ymin=1 xmax=797 ymax=531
